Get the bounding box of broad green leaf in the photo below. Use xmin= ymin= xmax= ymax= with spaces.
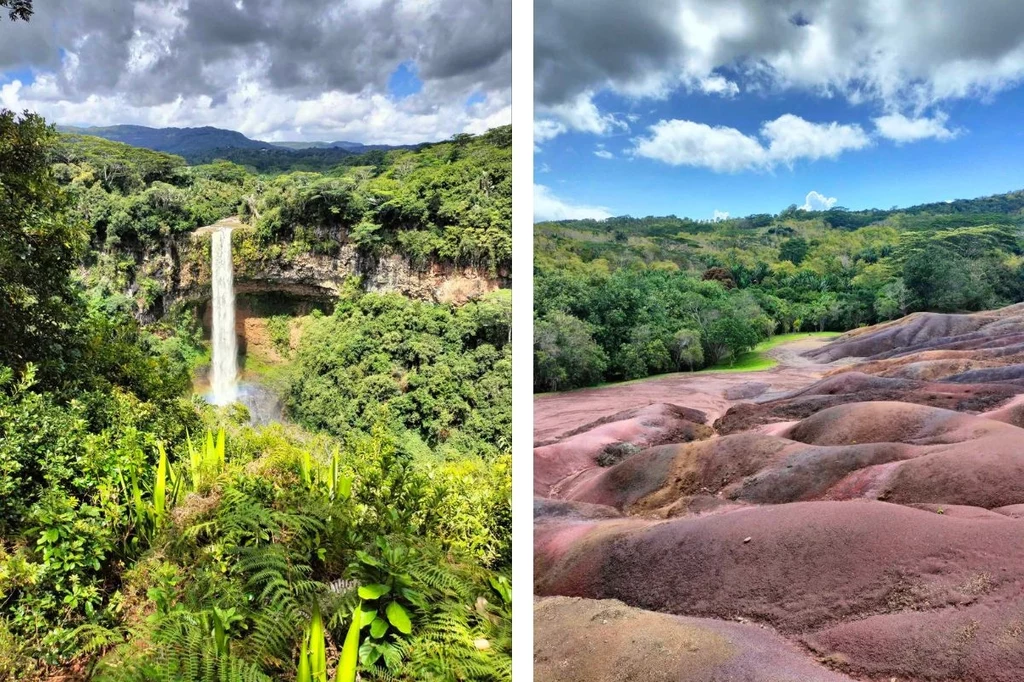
xmin=358 ymin=583 xmax=390 ymax=600
xmin=338 ymin=475 xmax=352 ymax=500
xmin=355 ymin=550 xmax=380 ymax=567
xmin=358 ymin=640 xmax=383 ymax=667
xmin=369 ymin=617 xmax=388 ymax=638
xmin=385 ymin=601 xmax=412 ymax=635
xmin=358 ymin=605 xmax=377 ymax=628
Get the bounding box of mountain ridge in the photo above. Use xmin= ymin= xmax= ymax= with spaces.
xmin=56 ymin=123 xmax=416 ymax=163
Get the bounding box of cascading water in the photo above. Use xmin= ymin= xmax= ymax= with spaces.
xmin=210 ymin=227 xmax=238 ymax=405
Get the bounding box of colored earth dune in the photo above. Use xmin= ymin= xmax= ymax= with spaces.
xmin=535 ymin=305 xmax=1024 ymax=682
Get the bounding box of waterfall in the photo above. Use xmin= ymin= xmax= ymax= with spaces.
xmin=210 ymin=228 xmax=238 ymax=405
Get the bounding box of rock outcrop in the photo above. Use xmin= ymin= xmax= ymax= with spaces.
xmin=122 ymin=218 xmax=509 ymax=324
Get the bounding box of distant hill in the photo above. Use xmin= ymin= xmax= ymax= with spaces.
xmin=57 ymin=124 xmax=278 ymax=158
xmin=54 ymin=124 xmax=422 ymax=170
xmin=536 ymin=188 xmax=1024 ymax=235
xmin=274 ymin=140 xmax=415 ymax=153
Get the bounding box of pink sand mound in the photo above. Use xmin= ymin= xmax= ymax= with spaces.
xmin=566 ymin=402 xmax=1024 ymax=513
xmin=805 ymin=599 xmax=1024 ymax=682
xmin=535 ymin=311 xmax=1024 ymax=682
xmin=533 ymin=402 xmax=711 ymax=496
xmin=536 ymin=502 xmax=1024 ymax=672
xmin=716 ymin=373 xmax=1017 ymax=435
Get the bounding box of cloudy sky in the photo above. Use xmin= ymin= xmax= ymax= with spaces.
xmin=0 ymin=0 xmax=510 ymax=144
xmin=535 ymin=0 xmax=1024 ymax=221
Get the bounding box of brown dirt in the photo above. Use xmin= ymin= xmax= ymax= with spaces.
xmin=535 ymin=597 xmax=855 ymax=682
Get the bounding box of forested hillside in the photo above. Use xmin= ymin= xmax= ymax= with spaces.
xmin=1 ymin=110 xmax=511 ymax=681
xmin=60 ymin=124 xmax=511 ymax=274
xmin=535 ymin=192 xmax=1024 ymax=390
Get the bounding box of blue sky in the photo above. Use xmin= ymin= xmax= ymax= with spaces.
xmin=534 ymin=1 xmax=1024 ymax=222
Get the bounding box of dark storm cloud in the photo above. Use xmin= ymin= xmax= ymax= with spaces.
xmin=0 ymin=0 xmax=510 ymax=106
xmin=534 ymin=0 xmax=1024 ymax=109
xmin=534 ymin=0 xmax=689 ymax=105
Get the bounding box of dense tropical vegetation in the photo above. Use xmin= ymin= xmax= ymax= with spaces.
xmin=59 ymin=122 xmax=511 ymax=275
xmin=1 ymin=108 xmax=511 ymax=681
xmin=535 ymin=193 xmax=1024 ymax=391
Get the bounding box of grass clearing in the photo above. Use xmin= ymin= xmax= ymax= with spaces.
xmin=701 ymin=331 xmax=842 ymax=373
xmin=536 ymin=331 xmax=842 ymax=395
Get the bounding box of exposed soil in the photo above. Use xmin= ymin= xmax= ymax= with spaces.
xmin=535 ymin=597 xmax=855 ymax=682
xmin=535 ymin=305 xmax=1024 ymax=681
xmin=534 ymin=337 xmax=836 ymax=445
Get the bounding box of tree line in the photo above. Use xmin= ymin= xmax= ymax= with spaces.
xmin=535 ymin=195 xmax=1024 ymax=391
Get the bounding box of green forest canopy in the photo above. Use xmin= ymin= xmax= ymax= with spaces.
xmin=534 ymin=191 xmax=1024 ymax=391
xmin=57 ymin=123 xmax=511 ymax=273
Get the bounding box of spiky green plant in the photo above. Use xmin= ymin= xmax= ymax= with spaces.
xmin=335 ymin=603 xmax=362 ymax=682
xmin=153 ymin=442 xmax=169 ymax=527
xmin=186 ymin=428 xmax=228 ymax=492
xmin=296 ymin=625 xmax=311 ymax=682
xmin=309 ymin=601 xmax=328 ymax=682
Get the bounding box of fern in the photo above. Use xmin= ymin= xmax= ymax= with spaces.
xmin=92 ymin=612 xmax=274 ymax=682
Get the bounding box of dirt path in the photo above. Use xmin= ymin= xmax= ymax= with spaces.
xmin=534 ymin=337 xmax=837 ymax=444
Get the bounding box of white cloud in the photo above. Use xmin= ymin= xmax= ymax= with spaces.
xmin=873 ymin=112 xmax=958 ymax=143
xmin=543 ymin=92 xmax=626 ymax=136
xmin=631 ymin=114 xmax=870 ymax=172
xmin=594 ymin=144 xmax=614 ymax=159
xmin=632 ymin=119 xmax=768 ymax=172
xmin=0 ymin=0 xmax=511 ymax=142
xmin=534 ymin=184 xmax=613 ymax=222
xmin=713 ymin=210 xmax=730 ymax=221
xmin=1 ymin=76 xmax=510 ymax=144
xmin=762 ymin=114 xmax=871 ymax=165
xmin=700 ymin=75 xmax=739 ymax=97
xmin=536 ymin=1 xmax=1024 ymax=146
xmin=535 ymin=118 xmax=568 ymax=145
xmin=800 ymin=190 xmax=837 ymax=211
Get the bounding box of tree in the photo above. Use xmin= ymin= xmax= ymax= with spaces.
xmin=701 ymin=266 xmax=735 ymax=289
xmin=808 ymin=292 xmax=842 ymax=331
xmin=779 ymin=237 xmax=809 ymax=265
xmin=671 ymin=328 xmax=703 ymax=371
xmin=534 ymin=311 xmax=608 ymax=392
xmin=704 ymin=315 xmax=761 ymax=366
xmin=2 ymin=0 xmax=31 ymax=21
xmin=875 ymin=279 xmax=911 ymax=320
xmin=902 ymin=245 xmax=997 ymax=313
xmin=617 ymin=324 xmax=672 ymax=379
xmin=0 ymin=110 xmax=88 ymax=380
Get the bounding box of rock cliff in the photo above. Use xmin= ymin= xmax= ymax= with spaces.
xmin=125 ymin=218 xmax=509 ymax=322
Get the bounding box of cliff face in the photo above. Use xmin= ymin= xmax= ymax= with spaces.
xmin=127 ymin=223 xmax=509 ymax=322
